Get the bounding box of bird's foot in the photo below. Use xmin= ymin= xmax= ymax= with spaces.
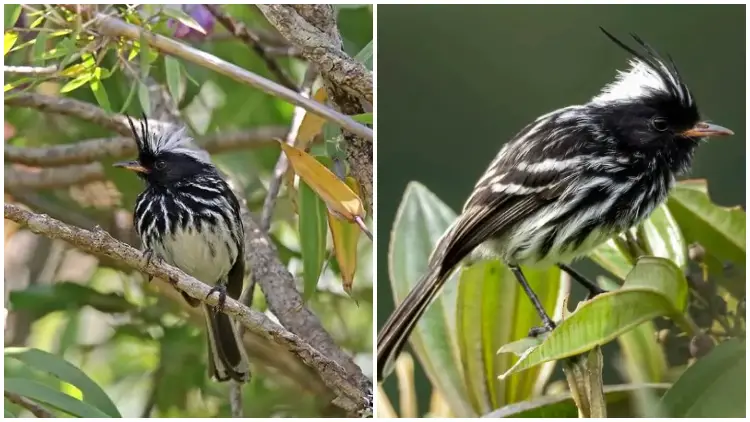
xmin=206 ymin=285 xmax=228 ymax=313
xmin=585 ymin=285 xmax=607 ymax=301
xmin=142 ymin=249 xmax=164 ymax=282
xmin=528 ymin=319 xmax=557 ymax=338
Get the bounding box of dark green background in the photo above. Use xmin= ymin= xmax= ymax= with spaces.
xmin=377 ymin=4 xmax=745 ymax=414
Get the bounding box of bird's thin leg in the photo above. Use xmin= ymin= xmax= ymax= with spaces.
xmin=509 ymin=265 xmax=556 ymax=337
xmin=142 ymin=248 xmax=163 ymax=283
xmin=206 ymin=284 xmax=228 ymax=313
xmin=557 ymin=263 xmax=607 ymax=299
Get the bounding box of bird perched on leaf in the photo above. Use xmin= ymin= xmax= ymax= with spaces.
xmin=376 ymin=28 xmax=734 ymax=380
xmin=115 ymin=117 xmax=250 ymax=382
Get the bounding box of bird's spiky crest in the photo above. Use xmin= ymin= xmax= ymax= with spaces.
xmin=125 ymin=114 xmax=210 ymax=163
xmin=593 ymin=28 xmax=692 ymax=107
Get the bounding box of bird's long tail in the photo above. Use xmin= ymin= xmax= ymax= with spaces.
xmin=376 ymin=263 xmax=450 ymax=381
xmin=204 ymin=305 xmax=250 ymax=382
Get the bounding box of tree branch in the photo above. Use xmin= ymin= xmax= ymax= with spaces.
xmin=4 ymin=203 xmax=366 ymax=412
xmin=204 ymin=4 xmax=297 ymax=91
xmin=64 ymin=6 xmax=372 ymax=141
xmin=257 ymin=5 xmax=373 ymax=212
xmin=4 ymin=163 xmax=103 ymax=190
xmin=257 ymin=5 xmax=373 ymax=104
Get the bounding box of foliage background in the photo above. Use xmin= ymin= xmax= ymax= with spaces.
xmin=4 ymin=4 xmax=373 ymax=418
xmin=376 ymin=4 xmax=745 ymax=416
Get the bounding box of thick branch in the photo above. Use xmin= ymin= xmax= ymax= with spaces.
xmin=258 ymin=5 xmax=373 ymax=211
xmin=5 ymin=128 xmax=281 ymax=166
xmin=5 ymin=93 xmax=132 ymax=136
xmin=64 ymin=6 xmax=372 ymax=141
xmin=4 ymin=203 xmax=365 ymax=412
xmin=204 ymin=4 xmax=297 ymax=90
xmin=257 ymin=5 xmax=373 ymax=104
xmin=5 ymin=163 xmax=103 ymax=189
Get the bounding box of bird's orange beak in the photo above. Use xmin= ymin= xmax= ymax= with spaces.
xmin=682 ymin=122 xmax=734 ymax=138
xmin=113 ymin=160 xmax=148 ymax=173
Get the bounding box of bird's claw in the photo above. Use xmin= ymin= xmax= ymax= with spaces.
xmin=142 ymin=249 xmax=163 ymax=282
xmin=528 ymin=320 xmax=557 ymax=338
xmin=206 ymin=285 xmax=227 ymax=313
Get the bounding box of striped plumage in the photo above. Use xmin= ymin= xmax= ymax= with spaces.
xmin=376 ymin=29 xmax=733 ymax=380
xmin=115 ymin=117 xmax=250 ymax=382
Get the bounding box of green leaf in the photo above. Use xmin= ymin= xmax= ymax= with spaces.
xmin=161 ymin=7 xmax=207 ymax=34
xmin=119 ymin=80 xmax=139 ymax=114
xmin=32 ymin=32 xmax=48 ymax=66
xmin=138 ymin=82 xmax=151 ymax=115
xmin=457 ymin=261 xmax=562 ymax=413
xmin=4 ymin=31 xmax=18 ymax=55
xmin=501 ymin=257 xmax=691 ymax=378
xmin=5 ymin=348 xmax=120 ymax=417
xmin=351 ymin=113 xmax=373 ymax=124
xmin=164 ymin=56 xmax=183 ymax=104
xmin=485 ymin=383 xmax=671 ymax=418
xmin=9 ymin=281 xmax=135 ymax=319
xmin=354 ymin=39 xmax=373 ymax=70
xmin=638 ymin=204 xmax=687 ymax=270
xmin=660 ymin=338 xmax=746 ymax=417
xmin=667 ymin=179 xmax=746 ymax=296
xmin=389 ymin=182 xmax=473 ymax=416
xmin=4 ymin=5 xmax=21 ymax=29
xmin=299 ymin=180 xmax=328 ymax=301
xmin=3 ymin=378 xmax=111 ymax=418
xmin=90 ymin=71 xmax=112 ymax=113
xmin=59 ymin=72 xmax=94 ymax=94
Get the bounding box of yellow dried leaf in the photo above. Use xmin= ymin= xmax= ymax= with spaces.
xmin=278 ymin=141 xmax=366 ymax=222
xmin=329 ymin=177 xmax=362 ymax=294
xmin=295 ymin=87 xmax=328 ymax=149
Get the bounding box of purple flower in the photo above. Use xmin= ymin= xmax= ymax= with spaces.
xmin=168 ymin=5 xmax=214 ymax=40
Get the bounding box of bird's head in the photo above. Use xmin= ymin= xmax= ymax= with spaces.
xmin=114 ymin=115 xmax=214 ymax=186
xmin=587 ymin=28 xmax=732 ymax=171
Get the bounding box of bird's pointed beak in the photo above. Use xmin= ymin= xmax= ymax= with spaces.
xmin=682 ymin=122 xmax=734 ymax=138
xmin=113 ymin=160 xmax=148 ymax=173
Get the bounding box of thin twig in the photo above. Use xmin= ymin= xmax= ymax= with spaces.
xmin=4 ymin=391 xmax=54 ymax=418
xmin=204 ymin=4 xmax=297 ymax=90
xmin=4 ymin=203 xmax=366 ymax=413
xmin=3 ymin=65 xmax=58 ymax=75
xmin=62 ymin=6 xmax=372 ymax=141
xmin=5 ymin=163 xmax=103 ymax=190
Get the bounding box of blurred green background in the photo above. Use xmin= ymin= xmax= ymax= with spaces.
xmin=377 ymin=4 xmax=745 ymax=414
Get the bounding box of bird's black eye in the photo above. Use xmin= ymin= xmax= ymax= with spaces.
xmin=651 ymin=117 xmax=669 ymax=132
xmin=154 ymin=160 xmax=166 ymax=170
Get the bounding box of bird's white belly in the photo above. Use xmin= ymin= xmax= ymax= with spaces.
xmin=153 ymin=226 xmax=235 ymax=284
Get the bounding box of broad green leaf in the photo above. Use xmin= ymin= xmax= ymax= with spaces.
xmin=119 ymin=80 xmax=139 ymax=113
xmin=161 ymin=7 xmax=207 ymax=34
xmin=638 ymin=204 xmax=687 ymax=270
xmin=667 ymin=179 xmax=746 ymax=296
xmin=4 ymin=378 xmax=111 ymax=418
xmin=354 ymin=39 xmax=373 ymax=70
xmin=299 ymin=180 xmax=328 ymax=301
xmin=351 ymin=113 xmax=373 ymax=124
xmin=164 ymin=56 xmax=183 ymax=103
xmin=598 ymin=277 xmax=667 ymax=410
xmin=5 ymin=348 xmax=121 ymax=417
xmin=5 ymin=409 xmax=17 ymax=417
xmin=660 ymin=338 xmax=746 ymax=418
xmin=389 ymin=182 xmax=472 ymax=416
xmin=9 ymin=282 xmax=135 ymax=319
xmin=501 ymin=257 xmax=691 ymax=378
xmin=4 ymin=5 xmax=22 ymax=29
xmin=485 ymin=383 xmax=671 ymax=418
xmin=457 ymin=261 xmax=562 ymax=413
xmin=5 ymin=31 xmax=18 ymax=55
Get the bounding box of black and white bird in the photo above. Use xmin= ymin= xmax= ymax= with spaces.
xmin=114 ymin=117 xmax=250 ymax=382
xmin=376 ymin=28 xmax=733 ymax=380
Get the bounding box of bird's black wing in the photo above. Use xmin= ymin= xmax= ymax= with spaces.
xmin=223 ymin=182 xmax=246 ymax=301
